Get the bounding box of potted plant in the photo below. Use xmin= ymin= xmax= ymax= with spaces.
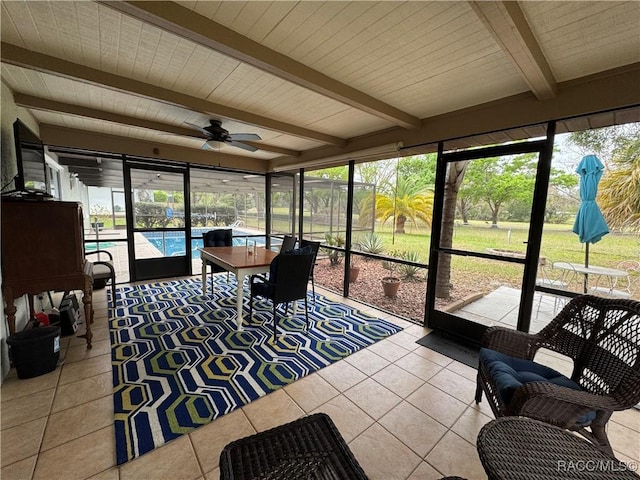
xmin=348 ymin=257 xmax=360 ymax=283
xmin=381 ymin=258 xmax=401 ymax=297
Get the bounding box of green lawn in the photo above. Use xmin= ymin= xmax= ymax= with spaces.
xmin=351 ymin=220 xmax=638 ymax=268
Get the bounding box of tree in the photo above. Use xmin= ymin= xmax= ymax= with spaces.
xmin=460 ymin=154 xmax=538 ymax=228
xmin=598 ymin=133 xmax=640 ymax=231
xmin=359 ymin=176 xmax=433 ymax=233
xmin=568 ymin=124 xmax=640 ymax=160
xmin=395 ymin=154 xmax=437 ymax=189
xmin=544 ymin=168 xmax=580 ymax=223
xmin=355 ymin=159 xmax=396 ymax=189
xmin=436 ymin=161 xmax=469 ymax=299
xmin=568 ymin=124 xmax=640 ymax=232
xmin=313 ymin=166 xmax=348 ymax=180
xmin=153 ymin=190 xmax=168 ymax=202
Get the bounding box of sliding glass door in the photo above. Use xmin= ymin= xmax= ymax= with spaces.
xmin=125 ymin=161 xmax=190 ymax=281
xmin=426 ymin=126 xmax=555 ymax=344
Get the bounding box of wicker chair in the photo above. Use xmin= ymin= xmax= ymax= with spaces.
xmin=475 ymin=295 xmax=640 ymax=455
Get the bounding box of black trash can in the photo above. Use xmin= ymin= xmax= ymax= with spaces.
xmin=7 ymin=326 xmax=61 ymax=379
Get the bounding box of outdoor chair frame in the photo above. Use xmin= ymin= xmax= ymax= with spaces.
xmin=86 ymin=249 xmax=116 ymax=307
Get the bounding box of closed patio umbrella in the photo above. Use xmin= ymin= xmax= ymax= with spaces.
xmin=572 ymin=154 xmax=609 ymax=291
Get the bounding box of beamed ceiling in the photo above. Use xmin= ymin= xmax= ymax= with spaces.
xmin=2 ymin=1 xmax=640 ymax=178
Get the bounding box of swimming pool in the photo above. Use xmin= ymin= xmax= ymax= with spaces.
xmin=143 ymin=228 xmax=271 ymax=258
xmin=85 ymin=241 xmax=116 ymax=251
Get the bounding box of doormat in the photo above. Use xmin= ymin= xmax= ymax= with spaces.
xmin=416 ymin=331 xmax=479 ymax=369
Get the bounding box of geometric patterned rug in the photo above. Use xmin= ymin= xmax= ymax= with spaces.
xmin=109 ymin=276 xmax=402 ymax=464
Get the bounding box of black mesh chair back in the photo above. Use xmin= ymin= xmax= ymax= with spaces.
xmin=249 ymin=251 xmax=315 ymax=341
xmin=202 ymin=229 xmax=233 ymax=279
xmin=279 ymin=235 xmax=297 ymax=253
xmin=300 ymin=239 xmax=321 ymax=302
xmin=203 ymin=229 xmax=233 ymax=247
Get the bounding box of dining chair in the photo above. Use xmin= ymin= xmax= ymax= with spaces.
xmin=85 ymin=250 xmax=116 ymax=307
xmin=299 ymin=239 xmax=321 ymax=303
xmin=202 ymin=229 xmax=233 ymax=285
xmin=591 ymin=260 xmax=640 ymax=299
xmin=248 ymin=248 xmax=315 ymax=341
xmin=535 ymin=258 xmax=575 ymax=314
xmin=249 ymin=235 xmax=297 ymax=286
xmin=279 ymin=234 xmax=297 ymax=253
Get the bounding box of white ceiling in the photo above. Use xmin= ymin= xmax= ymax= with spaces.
xmin=2 ymin=1 xmax=639 ymax=173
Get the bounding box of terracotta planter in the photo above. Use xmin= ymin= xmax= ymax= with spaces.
xmin=382 ymin=276 xmax=400 ymax=297
xmin=349 ymin=266 xmax=360 ymax=283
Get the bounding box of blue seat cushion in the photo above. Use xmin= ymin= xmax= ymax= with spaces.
xmin=480 ymin=348 xmax=596 ymax=425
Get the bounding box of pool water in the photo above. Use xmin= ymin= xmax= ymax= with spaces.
xmin=143 ymin=228 xmax=269 ymax=258
xmin=85 ymin=242 xmax=116 ymax=251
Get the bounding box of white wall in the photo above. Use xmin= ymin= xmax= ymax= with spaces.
xmin=1 ymin=82 xmax=50 ymax=381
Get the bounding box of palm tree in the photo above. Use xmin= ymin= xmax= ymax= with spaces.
xmin=598 ymin=136 xmax=640 ymax=232
xmin=359 ymin=176 xmax=433 ymax=233
xmin=436 ymin=161 xmax=469 ymax=299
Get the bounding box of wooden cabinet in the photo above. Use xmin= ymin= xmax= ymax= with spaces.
xmin=1 ymin=199 xmax=94 ymax=348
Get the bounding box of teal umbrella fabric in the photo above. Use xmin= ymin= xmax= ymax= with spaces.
xmin=572 ymin=154 xmax=609 ymax=266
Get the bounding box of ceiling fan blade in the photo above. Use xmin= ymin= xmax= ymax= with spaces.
xmin=229 ymin=133 xmax=261 ymax=141
xmin=184 ymin=122 xmax=210 ymax=136
xmin=201 ymin=142 xmax=215 ymax=150
xmin=228 ymin=141 xmax=258 ymax=152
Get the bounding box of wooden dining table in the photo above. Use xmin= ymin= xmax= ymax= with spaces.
xmin=200 ymin=246 xmax=278 ymax=330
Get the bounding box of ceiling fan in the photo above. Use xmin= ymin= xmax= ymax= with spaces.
xmin=185 ymin=120 xmax=261 ymax=152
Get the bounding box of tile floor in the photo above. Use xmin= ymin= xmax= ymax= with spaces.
xmin=2 ymin=281 xmax=639 ymax=480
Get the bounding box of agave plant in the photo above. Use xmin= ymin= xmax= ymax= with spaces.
xmin=357 ymin=232 xmax=385 ymax=255
xmin=397 ymin=251 xmax=424 ymax=281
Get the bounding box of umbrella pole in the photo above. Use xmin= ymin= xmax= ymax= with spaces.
xmin=583 ymin=242 xmax=590 ymax=293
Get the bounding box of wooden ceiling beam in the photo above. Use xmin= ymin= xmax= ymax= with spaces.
xmin=100 ymin=1 xmax=421 ymax=130
xmin=469 ymin=1 xmax=557 ymax=100
xmin=2 ymin=42 xmax=345 ymax=146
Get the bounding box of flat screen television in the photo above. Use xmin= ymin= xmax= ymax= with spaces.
xmin=8 ymin=118 xmax=49 ymax=196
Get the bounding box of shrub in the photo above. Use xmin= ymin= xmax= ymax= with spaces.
xmin=381 ymin=249 xmax=401 ymax=275
xmin=190 ymin=205 xmax=236 ymax=226
xmin=324 ymin=233 xmax=345 ymax=266
xmin=134 ymin=202 xmax=171 ymax=228
xmin=397 ymin=251 xmax=424 ymax=281
xmin=358 ymin=232 xmax=385 ymax=255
